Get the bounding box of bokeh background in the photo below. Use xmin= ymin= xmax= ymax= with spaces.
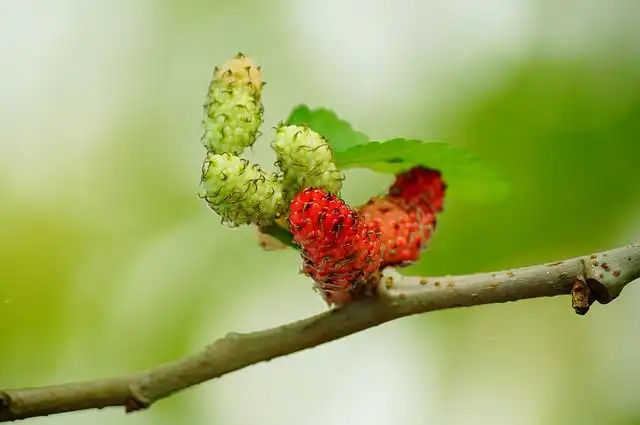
xmin=2 ymin=0 xmax=640 ymax=424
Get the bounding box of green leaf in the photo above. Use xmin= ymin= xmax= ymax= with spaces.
xmin=285 ymin=105 xmax=369 ymax=153
xmin=334 ymin=139 xmax=510 ymax=202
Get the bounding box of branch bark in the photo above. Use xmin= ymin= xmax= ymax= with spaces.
xmin=2 ymin=243 xmax=640 ymax=422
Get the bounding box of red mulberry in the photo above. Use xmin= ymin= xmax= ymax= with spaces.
xmin=289 ymin=188 xmax=382 ymax=306
xmin=389 ymin=166 xmax=446 ymax=214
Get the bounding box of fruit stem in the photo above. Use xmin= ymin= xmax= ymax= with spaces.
xmin=259 ymin=223 xmax=297 ymax=249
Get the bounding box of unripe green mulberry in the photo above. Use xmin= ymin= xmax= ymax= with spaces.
xmin=202 ymin=53 xmax=264 ymax=155
xmin=272 ymin=124 xmax=344 ymax=200
xmin=199 ymin=152 xmax=285 ymax=227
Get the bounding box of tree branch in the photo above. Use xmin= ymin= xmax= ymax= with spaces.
xmin=2 ymin=243 xmax=640 ymax=422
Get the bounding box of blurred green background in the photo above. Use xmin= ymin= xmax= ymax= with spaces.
xmin=1 ymin=1 xmax=640 ymax=424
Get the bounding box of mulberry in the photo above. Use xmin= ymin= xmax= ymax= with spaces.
xmin=389 ymin=166 xmax=447 ymax=214
xmin=272 ymin=124 xmax=344 ymax=202
xmin=358 ymin=196 xmax=436 ymax=268
xmin=202 ymin=53 xmax=264 ymax=155
xmin=289 ymin=187 xmax=382 ymax=306
xmin=199 ymin=152 xmax=285 ymax=227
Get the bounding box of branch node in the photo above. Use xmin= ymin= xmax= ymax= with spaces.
xmin=580 ymin=255 xmax=632 ymax=305
xmin=125 ymin=385 xmax=151 ymax=414
xmin=571 ymin=275 xmax=595 ymax=315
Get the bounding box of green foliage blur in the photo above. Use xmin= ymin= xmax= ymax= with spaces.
xmin=1 ymin=1 xmax=640 ymax=424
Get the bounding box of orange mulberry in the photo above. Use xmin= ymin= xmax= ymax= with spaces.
xmin=358 ymin=196 xmax=435 ymax=268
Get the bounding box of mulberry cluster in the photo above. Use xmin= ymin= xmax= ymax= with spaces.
xmin=199 ymin=54 xmax=283 ymax=227
xmin=197 ymin=54 xmax=450 ymax=308
xmin=289 ymin=188 xmax=382 ymax=306
xmin=202 ymin=53 xmax=264 ymax=155
xmin=199 ymin=55 xmax=344 ymax=229
xmin=286 ymin=167 xmax=446 ymax=306
xmin=272 ymin=124 xmax=344 ymax=202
